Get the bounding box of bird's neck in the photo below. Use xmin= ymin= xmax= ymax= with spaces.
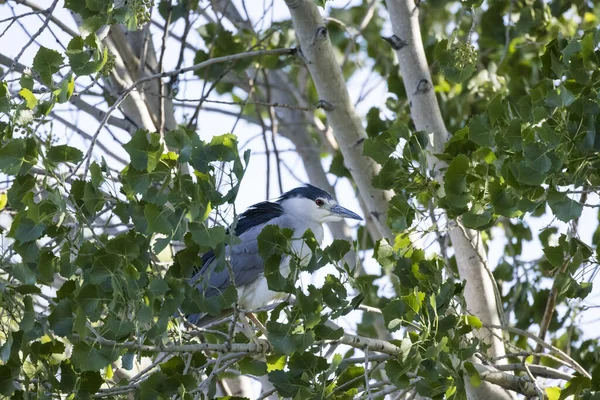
xmin=291 ymin=219 xmax=324 ymax=244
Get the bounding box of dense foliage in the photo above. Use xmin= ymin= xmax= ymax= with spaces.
xmin=0 ymin=0 xmax=599 ymax=399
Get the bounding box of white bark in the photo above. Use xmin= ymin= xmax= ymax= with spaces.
xmin=384 ymin=0 xmax=513 ymax=398
xmin=103 ymin=26 xmax=178 ymax=133
xmin=283 ymin=0 xmax=394 ymax=242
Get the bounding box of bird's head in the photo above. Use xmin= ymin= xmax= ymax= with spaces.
xmin=277 ymin=184 xmax=363 ymax=224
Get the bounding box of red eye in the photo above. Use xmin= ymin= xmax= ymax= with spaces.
xmin=315 ymin=199 xmax=324 ymax=206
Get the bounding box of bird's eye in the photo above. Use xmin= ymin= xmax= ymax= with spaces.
xmin=315 ymin=199 xmax=324 ymax=207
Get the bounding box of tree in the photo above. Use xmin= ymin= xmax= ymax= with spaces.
xmin=0 ymin=0 xmax=599 ymax=398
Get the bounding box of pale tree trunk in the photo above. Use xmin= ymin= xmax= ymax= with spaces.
xmin=383 ymin=0 xmax=514 ymax=398
xmin=283 ymin=0 xmax=394 ymax=243
xmin=103 ymin=26 xmax=178 ymax=133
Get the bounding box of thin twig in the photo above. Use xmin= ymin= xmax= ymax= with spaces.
xmin=522 ymin=362 xmax=544 ymax=399
xmin=482 ymin=324 xmax=591 ymax=378
xmin=71 ymin=47 xmax=295 ymax=179
xmin=175 ymin=97 xmax=318 ymax=111
xmin=0 ymin=0 xmax=59 ymax=81
xmin=157 ymin=0 xmax=172 ymax=138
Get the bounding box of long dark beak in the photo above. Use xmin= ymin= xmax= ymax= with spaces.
xmin=330 ymin=204 xmax=363 ymax=220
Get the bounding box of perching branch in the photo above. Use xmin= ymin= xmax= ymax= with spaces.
xmin=85 ymin=322 xmax=556 ymax=399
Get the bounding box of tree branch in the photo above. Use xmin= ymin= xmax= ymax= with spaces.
xmin=482 ymin=324 xmax=591 ymax=379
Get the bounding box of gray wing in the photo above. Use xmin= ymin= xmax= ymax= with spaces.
xmin=190 ymin=223 xmax=266 ymax=298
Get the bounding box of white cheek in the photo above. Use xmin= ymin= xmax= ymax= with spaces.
xmin=322 ymin=214 xmax=342 ymax=223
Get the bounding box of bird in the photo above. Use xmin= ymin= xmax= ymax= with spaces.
xmin=187 ymin=184 xmax=362 ymax=330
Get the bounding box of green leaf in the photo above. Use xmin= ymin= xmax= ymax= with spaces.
xmin=0 ymin=138 xmax=36 ymax=175
xmin=59 ymin=361 xmax=77 ymax=392
xmin=500 ymin=119 xmax=523 ymax=151
xmin=82 ymin=181 xmax=103 ymax=214
xmin=543 ymin=244 xmax=564 ymax=268
xmin=208 ymin=133 xmax=239 ymax=161
xmin=48 ymin=299 xmax=74 ymax=336
xmin=443 ymin=154 xmax=470 ymax=212
xmin=387 ymin=193 xmax=415 ymax=232
xmin=12 ymin=217 xmax=45 ymax=242
xmin=465 ymin=315 xmax=483 ymax=329
xmin=402 ymin=290 xmax=425 ymax=313
xmin=123 ymin=129 xmax=163 ymax=172
xmin=20 ymin=296 xmax=35 ymax=331
xmin=0 ymin=365 xmax=16 ymax=396
xmin=268 ymin=370 xmax=299 ymax=398
xmin=493 ymin=262 xmax=513 ymax=281
xmin=72 ymin=342 xmax=120 ymax=372
xmin=558 ymin=376 xmax=591 ymax=400
xmin=386 ymin=358 xmax=411 ymax=388
xmin=103 ymin=317 xmax=135 ymax=340
xmin=89 ymin=161 xmax=104 ymax=187
xmin=106 ymin=233 xmax=140 ymax=260
xmin=76 ymin=285 xmax=105 ymax=321
xmin=313 ymin=323 xmax=343 ymax=340
xmin=19 ymin=88 xmax=37 ymax=109
xmin=32 ymin=46 xmax=64 ymax=86
xmin=0 ymin=82 xmax=11 ymax=113
xmin=374 ymin=239 xmax=395 ymax=271
xmin=489 ymin=181 xmax=519 ymax=216
xmin=189 ymin=223 xmax=226 ymax=248
xmin=66 ymin=36 xmax=108 ymax=76
xmin=548 ymin=191 xmax=583 ymax=222
xmin=47 ymin=145 xmax=83 ymax=163
xmin=363 ymin=120 xmax=407 ymax=164
xmin=57 ymin=73 xmax=75 ymax=103
xmin=20 ymin=73 xmax=34 ymax=91
xmin=165 ymin=128 xmax=194 ymax=163
xmin=321 ymin=274 xmax=347 ymax=309
xmin=85 ymin=0 xmax=111 ymax=12
xmin=79 ymin=14 xmax=109 ymax=38
xmin=239 ymin=357 xmax=268 ymax=376
xmin=12 ymin=264 xmax=36 ymax=285
xmin=329 ymin=152 xmax=351 ymax=178
xmin=462 ymin=208 xmax=493 ymax=229
xmin=468 ymin=114 xmax=494 ymax=147
xmin=545 ymin=387 xmax=561 ymax=400
xmin=266 ymin=354 xmax=286 ymax=372
xmin=267 ymin=321 xmax=315 ymax=356
xmin=144 ymin=203 xmax=174 ymax=235
xmin=257 ymin=225 xmax=293 ymax=259
xmin=0 ymin=335 xmax=12 ymax=363
xmin=382 ymin=299 xmax=406 ymax=332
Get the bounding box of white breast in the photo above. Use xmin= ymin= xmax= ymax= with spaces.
xmin=237 ymin=222 xmax=323 ymax=311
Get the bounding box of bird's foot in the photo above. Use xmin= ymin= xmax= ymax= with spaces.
xmin=240 ymin=312 xmax=270 ymax=355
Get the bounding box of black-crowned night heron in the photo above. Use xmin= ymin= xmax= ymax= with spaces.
xmin=187 ymin=184 xmax=362 ymax=330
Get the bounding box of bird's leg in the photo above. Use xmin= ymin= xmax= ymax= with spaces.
xmin=239 ymin=312 xmax=261 ymax=346
xmin=246 ymin=312 xmax=268 ymax=337
xmin=239 ymin=312 xmax=271 ymax=355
